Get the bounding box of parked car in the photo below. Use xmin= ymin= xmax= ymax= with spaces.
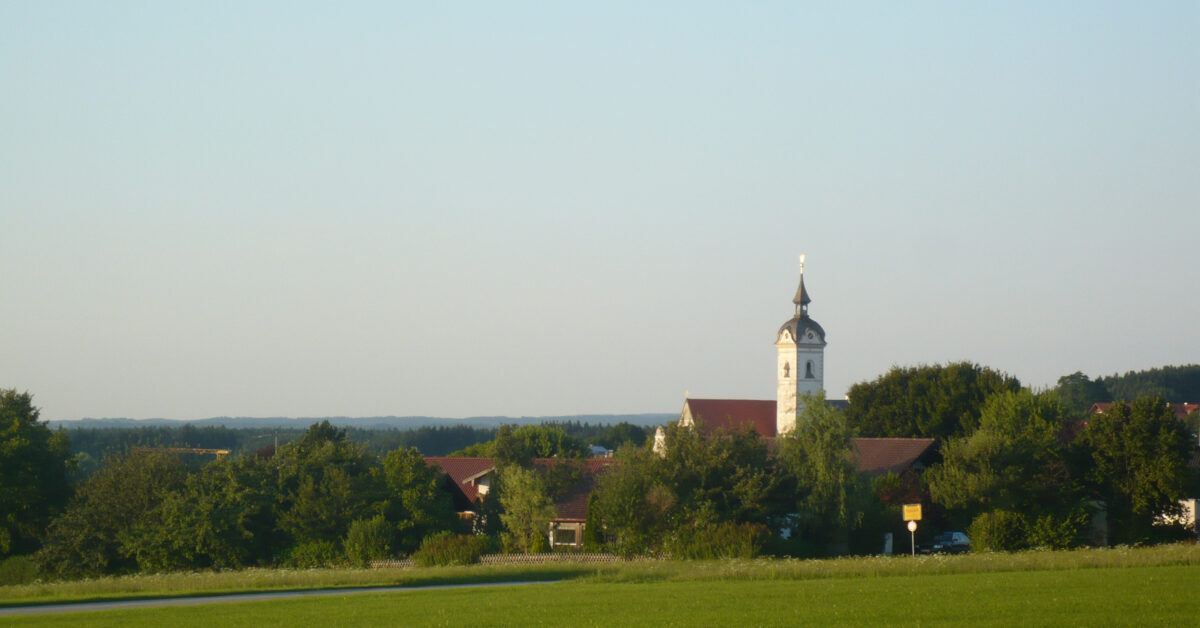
xmin=922 ymin=531 xmax=970 ymax=554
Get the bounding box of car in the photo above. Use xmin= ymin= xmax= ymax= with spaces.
xmin=923 ymin=531 xmax=970 ymax=554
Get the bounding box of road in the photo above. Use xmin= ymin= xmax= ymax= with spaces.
xmin=0 ymin=580 xmax=557 ymax=617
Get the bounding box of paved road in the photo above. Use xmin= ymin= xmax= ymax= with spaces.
xmin=0 ymin=580 xmax=557 ymax=617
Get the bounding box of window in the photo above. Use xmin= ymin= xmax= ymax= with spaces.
xmin=805 ymin=361 xmax=815 ymax=379
xmin=553 ymin=528 xmax=578 ymax=546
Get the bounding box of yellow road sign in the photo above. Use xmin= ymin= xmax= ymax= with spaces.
xmin=903 ymin=503 xmax=922 ymax=521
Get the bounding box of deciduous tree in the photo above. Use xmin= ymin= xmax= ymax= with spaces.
xmin=927 ymin=390 xmax=1086 ymax=550
xmin=1080 ymin=396 xmax=1194 ymax=543
xmin=0 ymin=390 xmax=73 ymax=557
xmin=844 ymin=362 xmax=1020 ymax=438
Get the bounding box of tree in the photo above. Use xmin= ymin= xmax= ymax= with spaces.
xmin=497 ymin=466 xmax=556 ymax=553
xmin=926 ymin=390 xmax=1086 ymax=550
xmin=35 ymin=451 xmax=187 ymax=578
xmin=1053 ymin=372 xmax=1112 ymax=414
xmin=654 ymin=421 xmax=777 ymax=525
xmin=582 ymin=492 xmax=603 ymax=551
xmin=0 ymin=390 xmax=73 ymax=557
xmin=381 ymin=447 xmax=457 ymax=552
xmin=126 ymin=454 xmax=278 ymax=572
xmin=844 ymin=362 xmax=1021 ymax=439
xmin=1097 ymin=364 xmax=1200 ymax=403
xmin=453 ymin=424 xmax=588 ymax=467
xmin=594 ymin=423 xmax=649 ymax=450
xmin=1079 ymin=396 xmax=1195 ymax=544
xmin=274 ymin=421 xmax=385 ymax=547
xmin=775 ymin=394 xmax=873 ymax=554
xmin=592 ymin=445 xmax=671 ymax=556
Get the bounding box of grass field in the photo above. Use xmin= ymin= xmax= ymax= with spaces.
xmin=3 ymin=564 xmax=1198 ymax=626
xmin=2 ymin=545 xmax=1198 ymax=625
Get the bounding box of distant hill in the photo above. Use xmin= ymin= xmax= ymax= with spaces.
xmin=48 ymin=413 xmax=676 ymax=430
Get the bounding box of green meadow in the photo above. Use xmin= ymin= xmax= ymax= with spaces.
xmin=3 ymin=545 xmax=1198 ymax=626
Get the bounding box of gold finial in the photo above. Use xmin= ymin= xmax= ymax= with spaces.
xmin=799 ymin=253 xmax=806 ymax=274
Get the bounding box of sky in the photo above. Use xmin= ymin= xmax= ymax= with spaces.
xmin=2 ymin=2 xmax=1198 ymax=421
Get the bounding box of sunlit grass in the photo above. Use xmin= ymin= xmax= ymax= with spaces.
xmin=5 ymin=564 xmax=1200 ymax=627
xmin=2 ymin=543 xmax=1196 ymax=607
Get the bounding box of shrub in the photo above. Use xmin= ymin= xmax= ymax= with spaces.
xmin=666 ymin=521 xmax=770 ymax=560
xmin=0 ymin=555 xmax=37 ymax=585
xmin=582 ymin=493 xmax=603 ymax=551
xmin=1025 ymin=510 xmax=1088 ymax=550
xmin=412 ymin=532 xmax=493 ymax=567
xmin=344 ymin=515 xmax=394 ymax=567
xmin=283 ymin=540 xmax=341 ymax=568
xmin=969 ymin=510 xmax=1028 ymax=552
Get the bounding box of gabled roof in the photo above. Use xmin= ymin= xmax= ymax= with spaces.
xmin=425 ymin=457 xmax=495 ymax=503
xmin=683 ymin=398 xmax=777 ymax=438
xmin=851 ymin=438 xmax=937 ymax=475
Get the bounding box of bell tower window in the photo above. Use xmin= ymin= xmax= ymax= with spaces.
xmin=805 ymin=360 xmax=815 ymax=379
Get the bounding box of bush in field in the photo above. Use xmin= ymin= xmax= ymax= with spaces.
xmin=412 ymin=532 xmax=492 ymax=566
xmin=344 ymin=515 xmax=394 ymax=567
xmin=666 ymin=519 xmax=769 ymax=559
xmin=1024 ymin=510 xmax=1090 ymax=550
xmin=0 ymin=555 xmax=37 ymax=585
xmin=284 ymin=540 xmax=341 ymax=568
xmin=968 ymin=510 xmax=1027 ymax=551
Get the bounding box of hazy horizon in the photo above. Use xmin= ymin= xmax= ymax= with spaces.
xmin=4 ymin=3 xmax=1197 ymax=421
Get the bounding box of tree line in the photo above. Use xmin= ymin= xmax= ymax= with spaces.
xmin=2 ymin=363 xmax=1197 ymax=581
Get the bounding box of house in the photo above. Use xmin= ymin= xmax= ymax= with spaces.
xmin=425 ymin=456 xmax=614 ymax=548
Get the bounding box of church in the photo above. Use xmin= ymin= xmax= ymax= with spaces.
xmin=660 ymin=257 xmax=936 ymax=476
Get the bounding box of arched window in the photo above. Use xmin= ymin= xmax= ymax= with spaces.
xmin=783 ymin=362 xmax=790 ymax=378
xmin=805 ymin=360 xmax=815 ymax=379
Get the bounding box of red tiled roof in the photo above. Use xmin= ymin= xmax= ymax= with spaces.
xmin=684 ymin=398 xmax=777 ymax=438
xmin=425 ymin=457 xmax=495 ymax=503
xmin=538 ymin=458 xmax=615 ymax=521
xmin=851 ymin=438 xmax=937 ymax=475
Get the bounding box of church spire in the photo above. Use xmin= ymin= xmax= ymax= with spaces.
xmin=792 ymin=254 xmax=811 ymax=315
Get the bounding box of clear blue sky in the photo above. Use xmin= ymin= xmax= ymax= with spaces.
xmin=3 ymin=2 xmax=1197 ymax=420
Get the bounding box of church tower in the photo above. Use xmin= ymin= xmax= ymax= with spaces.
xmin=775 ymin=255 xmax=826 ymax=435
